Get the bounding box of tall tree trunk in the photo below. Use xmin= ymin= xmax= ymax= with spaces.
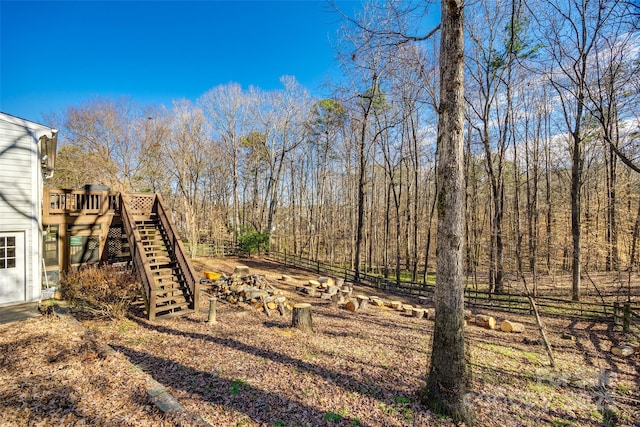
xmin=422 ymin=0 xmax=469 ymax=421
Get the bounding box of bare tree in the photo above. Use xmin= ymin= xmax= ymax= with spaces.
xmin=422 ymin=0 xmax=470 ymax=421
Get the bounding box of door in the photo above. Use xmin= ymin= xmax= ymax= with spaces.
xmin=0 ymin=232 xmax=26 ymax=305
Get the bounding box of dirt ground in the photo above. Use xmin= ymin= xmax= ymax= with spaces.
xmin=1 ymin=256 xmax=639 ymax=426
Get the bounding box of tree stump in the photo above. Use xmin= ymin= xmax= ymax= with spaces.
xmin=233 ymin=265 xmax=250 ymax=277
xmin=426 ymin=308 xmax=436 ymax=320
xmin=292 ymin=303 xmax=313 ymax=332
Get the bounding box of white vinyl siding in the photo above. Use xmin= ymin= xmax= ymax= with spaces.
xmin=0 ymin=114 xmax=54 ymax=304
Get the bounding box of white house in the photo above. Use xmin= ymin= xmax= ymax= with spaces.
xmin=0 ymin=112 xmax=57 ymax=306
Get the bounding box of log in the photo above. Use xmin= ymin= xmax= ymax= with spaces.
xmin=390 ymin=301 xmax=403 ymax=310
xmin=325 ymin=286 xmax=339 ymax=296
xmin=418 ymin=296 xmax=430 ymax=306
xmin=426 ymin=309 xmax=436 ymax=320
xmin=308 ymin=279 xmax=321 ymax=288
xmin=370 ymin=297 xmax=385 ymax=307
xmin=331 ymin=293 xmax=346 ymax=305
xmin=356 ymin=295 xmax=369 ymax=310
xmin=281 ymin=274 xmax=292 ymax=282
xmin=412 ymin=308 xmax=425 ymax=319
xmin=500 ymin=319 xmax=525 ymax=333
xmin=345 ymin=299 xmax=359 ymax=312
xmin=339 ymin=288 xmax=352 ymax=299
xmin=305 ymin=288 xmax=319 ymax=298
xmin=292 ymin=303 xmax=313 ymax=332
xmin=321 ymin=292 xmax=333 ymax=300
xmin=611 ymin=345 xmax=635 ymax=357
xmin=403 ymin=304 xmax=413 ymax=315
xmin=475 ymin=314 xmax=496 ymax=330
xmin=464 ymin=309 xmax=473 ymax=320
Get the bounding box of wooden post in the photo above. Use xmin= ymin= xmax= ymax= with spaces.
xmin=292 ymin=303 xmax=313 ymax=332
xmin=623 ymin=303 xmax=630 ymax=333
xmin=207 ymin=297 xmax=217 ymax=324
xmin=613 ymin=302 xmax=621 ymax=331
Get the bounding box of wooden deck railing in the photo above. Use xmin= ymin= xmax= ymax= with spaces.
xmin=44 ymin=188 xmax=120 ymax=216
xmin=120 ymin=195 xmax=157 ymax=319
xmin=154 ymin=194 xmax=198 ymax=313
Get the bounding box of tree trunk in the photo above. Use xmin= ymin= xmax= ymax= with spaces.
xmin=422 ymin=0 xmax=469 ymax=421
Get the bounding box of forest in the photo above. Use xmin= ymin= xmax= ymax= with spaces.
xmin=46 ymin=0 xmax=640 ymax=301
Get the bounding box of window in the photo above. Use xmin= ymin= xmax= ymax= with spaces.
xmin=43 ymin=225 xmax=59 ymax=266
xmin=0 ymin=236 xmax=16 ymax=269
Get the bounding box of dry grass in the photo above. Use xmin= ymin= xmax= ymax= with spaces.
xmin=1 ymin=256 xmax=639 ymax=426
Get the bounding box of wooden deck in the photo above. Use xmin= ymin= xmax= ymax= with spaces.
xmin=42 ymin=188 xmax=198 ymax=320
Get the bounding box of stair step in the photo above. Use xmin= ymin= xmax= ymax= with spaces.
xmin=149 ymin=261 xmax=177 ymax=268
xmin=155 ymin=295 xmax=188 ymax=304
xmin=155 ymin=282 xmax=183 ymax=290
xmin=155 ymin=300 xmax=191 ymax=312
xmin=155 ymin=308 xmax=195 ymax=320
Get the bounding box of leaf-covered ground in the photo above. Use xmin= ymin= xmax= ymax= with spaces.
xmin=2 ymin=256 xmax=639 ymax=426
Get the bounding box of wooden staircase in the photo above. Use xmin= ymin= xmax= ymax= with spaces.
xmin=120 ymin=194 xmax=199 ymax=321
xmin=137 ymin=218 xmax=193 ymax=318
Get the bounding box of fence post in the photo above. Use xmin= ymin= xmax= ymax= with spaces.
xmin=623 ymin=303 xmax=630 ymax=333
xmin=613 ymin=302 xmax=621 ymax=331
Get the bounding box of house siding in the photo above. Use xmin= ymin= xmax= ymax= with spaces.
xmin=0 ymin=113 xmax=55 ymax=304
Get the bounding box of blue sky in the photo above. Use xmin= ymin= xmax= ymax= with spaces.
xmin=1 ymin=1 xmax=366 ymax=124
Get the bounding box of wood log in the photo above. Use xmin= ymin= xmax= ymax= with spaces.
xmin=335 ymin=278 xmax=345 ymax=288
xmin=281 ymin=274 xmax=292 ymax=282
xmin=356 ymin=295 xmax=369 ymax=310
xmin=266 ymin=301 xmax=278 ymax=310
xmin=403 ymin=304 xmax=414 ymax=315
xmin=611 ymin=345 xmax=635 ymax=357
xmin=292 ymin=303 xmax=313 ymax=332
xmin=464 ymin=309 xmax=473 ymax=320
xmin=325 ymin=286 xmax=339 ymax=296
xmin=369 ymin=297 xmax=385 ymax=307
xmin=306 ymin=288 xmax=319 ymax=297
xmin=475 ymin=314 xmax=496 ymax=330
xmin=390 ymin=301 xmax=403 ymax=310
xmin=500 ymin=319 xmax=525 ymax=333
xmin=308 ymin=279 xmax=321 ymax=288
xmin=345 ymin=299 xmax=359 ymax=312
xmin=339 ymin=288 xmax=352 ymax=298
xmin=412 ymin=308 xmax=425 ymax=319
xmin=331 ymin=293 xmax=345 ymax=305
xmin=321 ymin=292 xmax=333 ymax=300
xmin=418 ymin=296 xmax=430 ymax=306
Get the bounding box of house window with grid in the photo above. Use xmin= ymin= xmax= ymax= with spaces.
xmin=0 ymin=236 xmax=16 ymax=269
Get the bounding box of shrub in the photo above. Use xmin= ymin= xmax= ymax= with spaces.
xmin=237 ymin=226 xmax=270 ymax=256
xmin=59 ymin=265 xmax=140 ymax=319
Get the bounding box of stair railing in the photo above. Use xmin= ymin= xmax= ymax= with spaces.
xmin=154 ymin=194 xmax=199 ymax=312
xmin=121 ymin=195 xmax=158 ymax=320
